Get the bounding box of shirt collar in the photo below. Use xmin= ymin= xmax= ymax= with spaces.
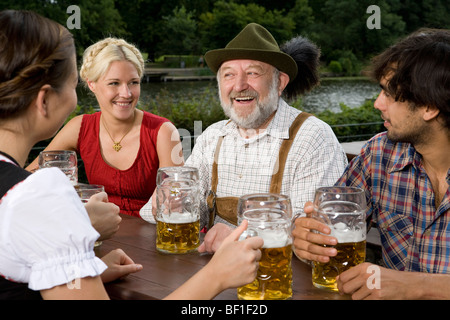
xmin=388 ymin=142 xmax=423 ymax=174
xmin=266 ymin=99 xmax=291 ymax=139
xmin=389 ymin=143 xmax=450 ymax=186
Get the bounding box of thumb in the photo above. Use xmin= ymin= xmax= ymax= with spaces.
xmin=197 ymin=242 xmax=206 ymax=253
xmin=118 ymin=263 xmax=143 ymax=278
xmin=89 ymin=191 xmax=109 ymax=203
xmin=222 ymin=220 xmax=248 ymax=245
xmin=304 ymin=201 xmax=314 ymax=217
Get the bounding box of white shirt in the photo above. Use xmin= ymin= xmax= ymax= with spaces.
xmin=141 ymin=99 xmax=348 ymax=227
xmin=0 ymin=156 xmax=107 ymax=291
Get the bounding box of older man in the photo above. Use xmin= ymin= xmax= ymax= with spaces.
xmin=141 ymin=23 xmax=347 ymax=251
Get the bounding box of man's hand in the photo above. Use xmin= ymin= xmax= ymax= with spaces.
xmin=337 ymin=262 xmax=419 ymax=300
xmin=292 ymin=202 xmax=337 ymax=262
xmin=198 ymin=223 xmax=233 ymax=253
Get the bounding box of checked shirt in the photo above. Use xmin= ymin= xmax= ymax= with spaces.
xmin=184 ymin=99 xmax=347 ymax=228
xmin=336 ymin=132 xmax=450 ymax=273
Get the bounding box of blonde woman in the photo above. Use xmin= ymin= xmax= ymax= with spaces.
xmin=28 ymin=37 xmax=183 ymax=217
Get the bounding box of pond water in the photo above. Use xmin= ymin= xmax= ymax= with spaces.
xmin=302 ymin=78 xmax=380 ymax=113
xmin=77 ymin=77 xmax=380 ymax=114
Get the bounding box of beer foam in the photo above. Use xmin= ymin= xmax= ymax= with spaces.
xmin=257 ymin=229 xmax=290 ymax=248
xmin=158 ymin=212 xmax=198 ymax=224
xmin=331 ymin=222 xmax=366 ymax=243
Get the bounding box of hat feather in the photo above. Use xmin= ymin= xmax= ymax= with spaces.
xmin=280 ymin=36 xmax=320 ymax=100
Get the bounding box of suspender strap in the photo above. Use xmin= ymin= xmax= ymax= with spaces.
xmin=207 ymin=136 xmax=224 ymax=228
xmin=269 ymin=112 xmax=311 ymax=194
xmin=207 ymin=112 xmax=311 ymax=228
xmin=210 ymin=135 xmax=224 ymax=195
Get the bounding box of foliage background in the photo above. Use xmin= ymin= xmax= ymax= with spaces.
xmin=1 ymin=0 xmax=449 ymax=74
xmin=1 ymin=0 xmax=447 ymax=144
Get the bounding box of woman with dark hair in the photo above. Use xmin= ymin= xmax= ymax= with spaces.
xmin=0 ymin=10 xmax=262 ymax=300
xmin=0 ymin=9 xmax=137 ymax=300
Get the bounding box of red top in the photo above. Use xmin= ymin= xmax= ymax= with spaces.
xmin=77 ymin=111 xmax=169 ymax=217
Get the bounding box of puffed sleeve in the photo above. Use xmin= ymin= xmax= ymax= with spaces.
xmin=0 ymin=168 xmax=107 ymax=291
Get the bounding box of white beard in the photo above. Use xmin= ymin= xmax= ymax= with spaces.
xmin=219 ymin=74 xmax=280 ymax=129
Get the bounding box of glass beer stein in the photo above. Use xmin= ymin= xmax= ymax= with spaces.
xmin=155 ymin=167 xmax=200 ymax=254
xmin=156 ymin=166 xmax=199 ymax=185
xmin=237 ymin=193 xmax=293 ymax=300
xmin=74 ymin=183 xmax=105 ymax=247
xmin=39 ymin=150 xmax=78 ymax=185
xmin=311 ymin=186 xmax=367 ymax=292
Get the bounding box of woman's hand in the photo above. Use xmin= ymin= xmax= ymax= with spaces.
xmin=100 ymin=248 xmax=143 ymax=283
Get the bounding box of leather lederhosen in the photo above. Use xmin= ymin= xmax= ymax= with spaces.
xmin=206 ymin=112 xmax=311 ymax=229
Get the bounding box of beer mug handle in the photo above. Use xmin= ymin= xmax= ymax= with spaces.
xmin=238 ymin=228 xmax=258 ymax=241
xmin=291 ymin=211 xmax=304 ymax=231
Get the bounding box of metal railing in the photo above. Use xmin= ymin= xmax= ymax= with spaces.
xmin=29 ymin=121 xmax=384 ymax=163
xmin=329 ymin=121 xmax=384 ymax=141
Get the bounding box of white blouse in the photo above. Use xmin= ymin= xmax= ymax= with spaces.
xmin=0 ymin=160 xmax=107 ymax=291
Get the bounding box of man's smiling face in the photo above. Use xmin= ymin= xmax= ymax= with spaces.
xmin=217 ymin=59 xmax=283 ymax=129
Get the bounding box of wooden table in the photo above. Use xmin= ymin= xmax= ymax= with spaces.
xmin=98 ymin=214 xmax=348 ymax=300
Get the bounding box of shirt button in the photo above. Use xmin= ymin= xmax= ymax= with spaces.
xmin=426 ymin=191 xmax=433 ymax=197
xmin=423 ymin=229 xmax=431 ymax=237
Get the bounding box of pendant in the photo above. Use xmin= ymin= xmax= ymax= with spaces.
xmin=113 ymin=142 xmax=122 ymax=152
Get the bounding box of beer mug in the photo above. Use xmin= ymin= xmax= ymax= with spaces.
xmin=311 ymin=186 xmax=367 ymax=292
xmin=155 ymin=167 xmax=200 ymax=254
xmin=237 ymin=193 xmax=293 ymax=300
xmin=74 ymin=183 xmax=105 ymax=247
xmin=39 ymin=150 xmax=78 ymax=185
xmin=156 ymin=166 xmax=199 ymax=185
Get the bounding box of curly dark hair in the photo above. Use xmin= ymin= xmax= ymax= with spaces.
xmin=370 ymin=28 xmax=450 ymax=129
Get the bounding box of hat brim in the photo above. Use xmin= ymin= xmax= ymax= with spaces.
xmin=205 ymin=48 xmax=298 ymax=83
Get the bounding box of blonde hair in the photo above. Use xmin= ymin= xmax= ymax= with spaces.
xmin=79 ymin=37 xmax=145 ymax=87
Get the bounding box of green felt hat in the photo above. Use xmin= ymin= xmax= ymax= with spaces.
xmin=205 ymin=23 xmax=298 ymax=82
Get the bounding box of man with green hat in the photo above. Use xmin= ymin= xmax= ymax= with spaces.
xmin=140 ymin=23 xmax=347 ymax=252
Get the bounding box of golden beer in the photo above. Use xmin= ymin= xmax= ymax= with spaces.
xmin=236 ymin=194 xmax=293 ymax=300
xmin=238 ymin=243 xmax=293 ymax=300
xmin=155 ymin=176 xmax=200 ymax=254
xmin=156 ymin=217 xmax=200 ymax=254
xmin=312 ymin=240 xmax=366 ymax=291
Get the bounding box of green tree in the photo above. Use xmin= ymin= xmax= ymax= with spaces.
xmin=398 ymin=0 xmax=449 ymax=32
xmin=198 ymin=0 xmax=295 ymax=52
xmin=114 ymin=0 xmax=213 ymax=60
xmin=156 ymin=6 xmax=200 ymax=55
xmin=72 ymin=0 xmax=127 ymax=56
xmin=288 ymin=0 xmax=314 ymax=35
xmin=0 ymin=0 xmax=127 ymax=58
xmin=305 ymin=0 xmax=405 ymax=67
